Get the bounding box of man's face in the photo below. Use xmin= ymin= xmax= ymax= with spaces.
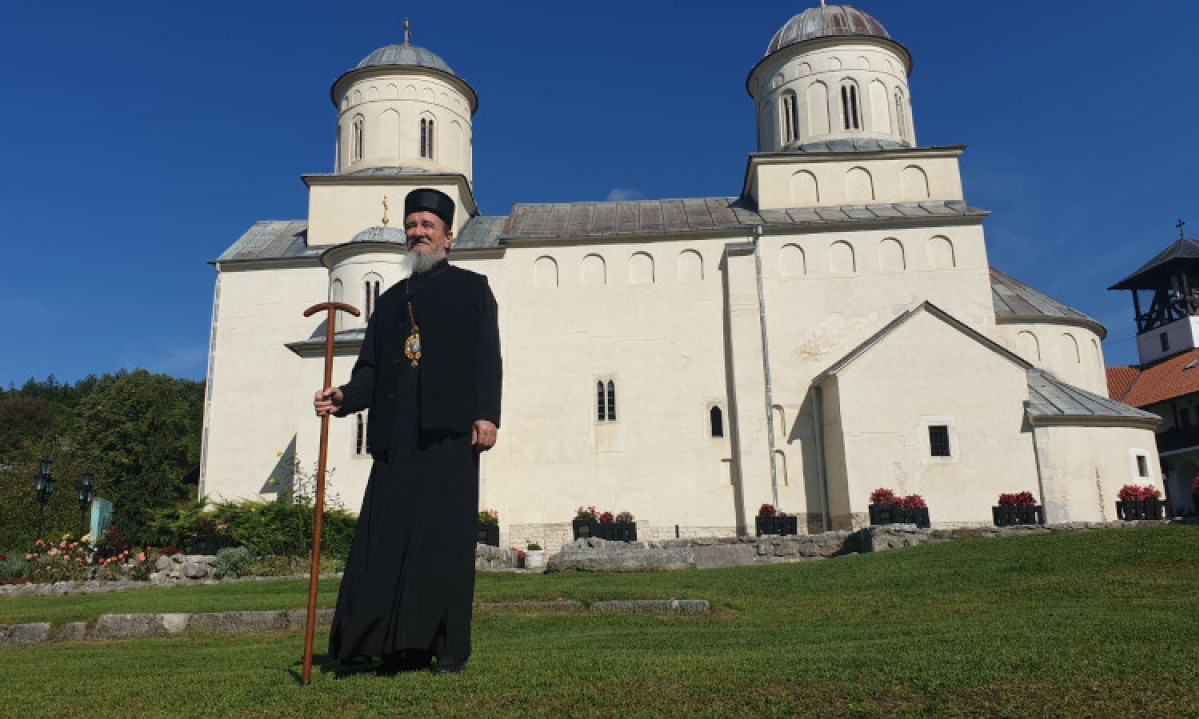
xmin=405 ymin=211 xmax=453 ymax=260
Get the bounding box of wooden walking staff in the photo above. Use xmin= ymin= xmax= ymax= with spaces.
xmin=300 ymin=300 xmax=359 ymax=685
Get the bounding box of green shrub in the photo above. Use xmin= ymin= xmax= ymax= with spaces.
xmin=0 ymin=554 xmax=28 ymax=582
xmin=144 ymin=500 xmax=355 ymax=562
xmin=216 ymin=546 xmax=256 ymax=579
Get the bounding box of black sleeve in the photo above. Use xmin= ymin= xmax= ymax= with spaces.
xmin=336 ymin=309 xmax=378 ymax=417
xmin=475 ymin=276 xmax=503 ymax=427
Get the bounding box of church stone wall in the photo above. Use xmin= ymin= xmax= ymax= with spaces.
xmin=752 ymin=152 xmax=964 ymax=210
xmin=991 ymin=321 xmax=1108 ymax=396
xmin=1032 ymin=424 xmax=1162 ymax=523
xmin=828 ymin=310 xmax=1039 ymax=528
xmin=335 ymin=72 xmax=473 ymax=180
xmin=201 ymin=263 xmax=327 ymax=503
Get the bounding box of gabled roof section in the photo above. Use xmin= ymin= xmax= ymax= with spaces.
xmin=1026 ymin=369 xmax=1160 ymax=428
xmin=813 ymin=301 xmax=1031 ymax=383
xmin=455 ymin=216 xmax=506 ymax=251
xmin=1110 ymin=347 xmax=1199 ymax=408
xmin=1109 ymin=238 xmax=1199 ymax=290
xmin=501 ymin=198 xmax=986 ymax=242
xmin=991 ymin=267 xmax=1106 ymax=338
xmin=1107 ymin=365 xmax=1141 ymax=402
xmin=214 ymin=221 xmax=315 ymax=263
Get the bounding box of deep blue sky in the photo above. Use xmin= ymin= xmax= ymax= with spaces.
xmin=2 ymin=1 xmax=1196 ymax=388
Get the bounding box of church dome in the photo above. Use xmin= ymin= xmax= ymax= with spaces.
xmin=348 ymin=226 xmax=408 ymax=245
xmin=766 ymin=5 xmax=890 ymax=56
xmin=355 ymin=44 xmax=457 ymax=77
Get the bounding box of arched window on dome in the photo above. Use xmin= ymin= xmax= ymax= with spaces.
xmin=780 ymin=90 xmax=799 ymax=145
xmin=840 ymin=81 xmax=861 ymax=131
xmin=420 ymin=117 xmax=436 ymax=159
xmin=351 ymin=115 xmax=365 ymax=162
xmin=363 ymin=273 xmax=382 ymax=321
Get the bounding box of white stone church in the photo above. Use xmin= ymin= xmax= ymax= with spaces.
xmin=201 ymin=4 xmax=1162 ymax=549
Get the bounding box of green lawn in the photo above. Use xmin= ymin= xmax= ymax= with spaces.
xmin=1 ymin=525 xmax=1197 ymax=718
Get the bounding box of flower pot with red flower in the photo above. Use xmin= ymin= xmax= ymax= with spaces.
xmin=1116 ymin=485 xmax=1165 ymax=520
xmin=572 ymin=506 xmax=598 ymax=540
xmin=869 ymin=489 xmax=929 ymax=527
xmin=477 ymin=509 xmax=500 ymax=547
xmin=992 ymin=491 xmax=1044 ymax=527
xmin=755 ymin=503 xmax=798 ymax=536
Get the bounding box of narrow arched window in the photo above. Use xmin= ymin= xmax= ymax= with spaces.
xmin=596 ymin=379 xmax=617 ymax=421
xmin=781 ymin=91 xmax=799 ymax=144
xmin=894 ymin=89 xmax=907 ymax=140
xmin=709 ymin=406 xmax=724 ymax=438
xmin=351 ymin=115 xmax=365 ymax=162
xmin=355 ymin=412 xmax=370 ymax=456
xmin=363 ymin=277 xmax=381 ymax=320
xmin=841 ymin=83 xmax=860 ymax=131
xmin=420 ymin=117 xmax=435 ymax=159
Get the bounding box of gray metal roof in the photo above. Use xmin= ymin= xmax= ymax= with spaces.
xmin=767 ymin=6 xmax=890 ymax=55
xmin=356 ymin=44 xmax=455 ymax=75
xmin=501 ymin=198 xmax=986 ymax=241
xmin=455 ymin=216 xmax=506 ymax=250
xmin=1109 ymin=237 xmax=1199 ymax=290
xmin=349 ymin=226 xmax=406 ymax=244
xmin=778 ymin=139 xmax=909 ymax=154
xmin=990 ymin=268 xmax=1105 ymax=337
xmin=215 ymin=221 xmax=314 ymax=263
xmin=1026 ymin=369 xmax=1160 ymax=425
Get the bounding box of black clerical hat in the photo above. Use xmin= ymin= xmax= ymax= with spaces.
xmin=404 ymin=188 xmax=455 ymax=228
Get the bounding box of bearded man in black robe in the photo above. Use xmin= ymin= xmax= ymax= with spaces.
xmin=314 ymin=188 xmax=501 ymax=675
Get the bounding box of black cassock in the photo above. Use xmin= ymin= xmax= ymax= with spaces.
xmin=329 ymin=260 xmax=501 ymax=660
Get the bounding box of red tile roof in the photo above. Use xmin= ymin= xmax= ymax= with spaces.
xmin=1108 ymin=348 xmax=1199 ymax=407
xmin=1107 ymin=365 xmax=1141 ymax=402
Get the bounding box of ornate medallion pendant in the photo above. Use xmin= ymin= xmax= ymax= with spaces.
xmin=404 ymin=329 xmax=422 ymax=368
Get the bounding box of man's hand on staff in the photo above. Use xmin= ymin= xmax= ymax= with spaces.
xmin=472 ymin=420 xmax=497 ymax=451
xmin=314 ymin=387 xmax=344 ymax=417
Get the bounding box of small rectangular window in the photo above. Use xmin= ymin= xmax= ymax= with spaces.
xmin=928 ymin=425 xmax=951 ymax=457
xmin=1160 ymin=333 xmax=1170 ymax=352
xmin=1136 ymin=454 xmax=1149 ymax=478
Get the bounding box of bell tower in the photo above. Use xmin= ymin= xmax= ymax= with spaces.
xmin=1109 ymin=221 xmax=1199 ymax=365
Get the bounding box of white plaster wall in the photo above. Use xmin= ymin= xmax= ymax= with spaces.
xmin=752 ymin=153 xmax=964 ymax=210
xmin=465 ymin=237 xmax=738 ymax=548
xmin=307 ymin=183 xmax=471 ymax=248
xmin=1135 ymin=316 xmax=1199 ymax=365
xmin=335 ymin=72 xmax=473 ymax=180
xmin=992 ymin=322 xmax=1108 ymax=395
xmin=828 ymin=309 xmax=1039 ymax=527
xmin=1032 ymin=424 xmax=1162 ymax=523
xmin=750 ymin=41 xmax=914 ymax=150
xmin=202 ymin=262 xmax=328 ymax=503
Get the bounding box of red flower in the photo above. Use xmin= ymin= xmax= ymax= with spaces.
xmin=870 ymin=488 xmax=899 ymax=506
xmin=0 ymin=555 xmax=6 ymax=562
xmin=758 ymin=503 xmax=777 ymax=517
xmin=598 ymin=511 xmax=615 ymax=524
xmin=1192 ymin=475 xmax=1199 ymax=493
xmin=998 ymin=491 xmax=1036 ymax=507
xmin=1118 ymin=484 xmax=1162 ymax=502
xmin=899 ymin=494 xmax=927 ymax=509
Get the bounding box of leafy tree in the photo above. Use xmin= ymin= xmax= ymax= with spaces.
xmin=65 ymin=370 xmax=204 ymax=544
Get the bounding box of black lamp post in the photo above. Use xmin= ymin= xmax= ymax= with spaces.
xmin=77 ymin=472 xmax=95 ymax=537
xmin=32 ymin=458 xmax=55 ymax=540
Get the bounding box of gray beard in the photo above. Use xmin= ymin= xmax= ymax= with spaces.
xmin=410 ymin=251 xmax=440 ymax=274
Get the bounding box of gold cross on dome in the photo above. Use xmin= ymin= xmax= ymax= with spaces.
xmin=1178 ymin=219 xmax=1186 ymax=239
xmin=403 ymin=18 xmax=411 ymax=45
